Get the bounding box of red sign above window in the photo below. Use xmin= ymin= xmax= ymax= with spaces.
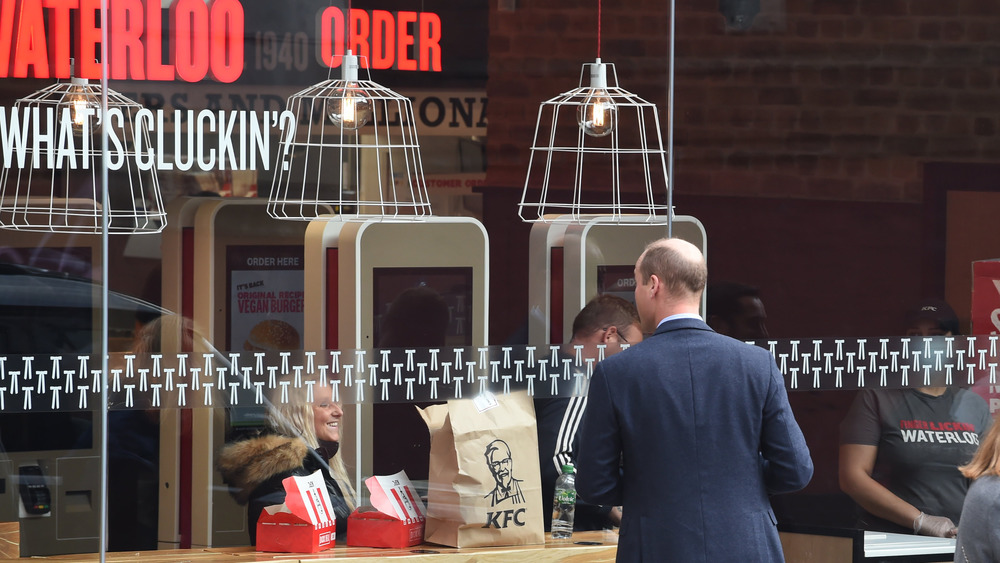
xmin=0 ymin=0 xmax=442 ymax=82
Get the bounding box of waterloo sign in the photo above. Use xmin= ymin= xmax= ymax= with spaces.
xmin=0 ymin=0 xmax=443 ymax=82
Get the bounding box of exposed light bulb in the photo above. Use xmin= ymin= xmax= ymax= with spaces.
xmin=577 ymin=59 xmax=617 ymax=138
xmin=65 ymin=79 xmax=99 ymax=132
xmin=327 ymin=52 xmax=373 ymax=131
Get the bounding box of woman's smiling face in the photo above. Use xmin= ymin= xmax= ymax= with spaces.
xmin=312 ymin=385 xmax=343 ymax=443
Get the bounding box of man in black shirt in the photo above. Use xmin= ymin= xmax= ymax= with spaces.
xmin=534 ymin=294 xmax=642 ymax=531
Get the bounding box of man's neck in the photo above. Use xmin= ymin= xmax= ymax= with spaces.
xmin=654 ymin=300 xmax=700 ymax=323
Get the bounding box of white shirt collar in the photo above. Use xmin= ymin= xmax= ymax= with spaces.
xmin=656 ymin=313 xmax=703 ymax=328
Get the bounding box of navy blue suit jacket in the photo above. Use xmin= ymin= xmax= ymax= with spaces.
xmin=576 ymin=318 xmax=813 ymax=562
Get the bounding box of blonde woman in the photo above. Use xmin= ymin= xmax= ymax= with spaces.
xmin=217 ymin=381 xmax=356 ymax=544
xmin=955 ymin=417 xmax=1000 ymax=562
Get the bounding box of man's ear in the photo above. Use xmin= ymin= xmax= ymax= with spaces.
xmin=601 ymin=325 xmax=619 ymax=344
xmin=648 ymin=274 xmax=661 ymax=296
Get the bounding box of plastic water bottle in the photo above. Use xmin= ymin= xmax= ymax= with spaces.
xmin=552 ymin=464 xmax=576 ymax=538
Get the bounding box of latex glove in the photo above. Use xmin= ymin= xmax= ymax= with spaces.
xmin=913 ymin=512 xmax=958 ymax=538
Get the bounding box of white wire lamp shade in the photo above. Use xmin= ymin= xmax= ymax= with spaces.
xmin=0 ymin=78 xmax=166 ymax=234
xmin=267 ymin=52 xmax=432 ymax=221
xmin=519 ymin=59 xmax=671 ymax=224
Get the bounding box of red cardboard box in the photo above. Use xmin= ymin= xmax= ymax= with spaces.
xmin=347 ymin=470 xmax=426 ymax=548
xmin=256 ymin=469 xmax=337 ymax=553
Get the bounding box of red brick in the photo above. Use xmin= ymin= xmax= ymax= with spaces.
xmin=904 ymin=91 xmax=951 ymax=112
xmin=918 ymin=68 xmax=945 ymax=88
xmin=967 ymin=69 xmax=995 ymax=89
xmin=784 ymin=40 xmax=832 ymax=60
xmin=795 ymin=19 xmax=820 ymax=38
xmin=942 ymin=21 xmax=966 ymax=41
xmin=787 ymin=132 xmax=833 ymax=152
xmin=910 ymin=2 xmax=960 ymax=16
xmin=844 ymin=19 xmax=867 ymax=38
xmin=833 ymin=134 xmax=882 ymax=154
xmin=751 ymin=65 xmax=794 ymax=85
xmin=870 ymin=19 xmax=917 ymax=41
xmin=896 ymin=68 xmax=922 ymax=87
xmin=930 ymin=45 xmax=982 ymax=64
xmin=736 ymin=40 xmax=785 ymax=59
xmin=965 ymin=21 xmax=993 ymax=42
xmin=856 ymin=181 xmax=906 ymax=201
xmin=924 ymin=114 xmax=948 ymax=132
xmin=943 ymin=69 xmax=968 ymax=89
xmin=956 ymin=0 xmax=997 ymax=16
xmin=843 ymin=157 xmax=866 ymax=176
xmin=799 ymin=110 xmax=823 ymax=130
xmin=819 ymin=19 xmax=846 ymax=39
xmin=918 ymin=22 xmax=942 ymax=41
xmin=883 ymin=135 xmax=929 ymax=155
xmin=868 ymin=67 xmax=894 ymax=86
xmin=954 ymin=92 xmax=1000 ymax=113
xmin=855 ymin=89 xmax=900 ymax=107
xmin=974 ymin=118 xmax=996 ymax=136
xmin=926 ymin=136 xmax=978 ymax=155
xmin=986 ymin=46 xmax=1000 ymax=65
xmin=882 ymin=44 xmax=929 ymax=64
xmin=859 ymin=1 xmax=908 ymax=17
xmin=758 ymin=87 xmax=802 ymax=105
xmin=803 ymin=88 xmax=850 ymax=108
xmin=813 ymin=0 xmax=860 ymax=16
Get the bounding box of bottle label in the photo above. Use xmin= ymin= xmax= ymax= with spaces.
xmin=556 ymin=490 xmax=576 ymax=504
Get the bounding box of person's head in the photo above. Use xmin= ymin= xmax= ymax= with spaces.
xmin=484 ymin=439 xmax=513 ymax=488
xmin=905 ymin=299 xmax=961 ymax=336
xmin=568 ymin=294 xmax=643 ymax=353
xmin=267 ymin=381 xmax=343 ymax=449
xmin=264 ymin=379 xmax=357 ymax=509
xmin=634 ymin=238 xmax=707 ymax=334
xmin=960 ymin=415 xmax=1000 ymax=480
xmin=378 ymin=286 xmax=450 ymax=348
xmin=706 ymin=282 xmax=769 ymax=340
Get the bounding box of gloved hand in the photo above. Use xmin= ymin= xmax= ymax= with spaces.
xmin=913 ymin=512 xmax=958 ymax=538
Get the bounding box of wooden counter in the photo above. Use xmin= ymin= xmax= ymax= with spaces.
xmin=0 ymin=524 xmax=617 ymax=562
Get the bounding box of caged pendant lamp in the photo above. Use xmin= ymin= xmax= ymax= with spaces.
xmin=267 ymin=45 xmax=432 ymax=222
xmin=0 ymin=65 xmax=166 ymax=234
xmin=519 ymin=0 xmax=672 ymax=224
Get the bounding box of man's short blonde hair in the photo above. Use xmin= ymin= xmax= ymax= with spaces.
xmin=638 ymin=238 xmax=707 ymax=296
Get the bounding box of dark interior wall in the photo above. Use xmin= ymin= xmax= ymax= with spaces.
xmin=481 ymin=187 xmax=925 ymax=344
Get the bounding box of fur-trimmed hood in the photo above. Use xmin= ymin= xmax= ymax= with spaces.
xmin=216 ymin=434 xmax=308 ymax=504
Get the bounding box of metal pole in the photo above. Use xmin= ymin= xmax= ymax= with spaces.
xmin=99 ymin=0 xmax=109 ymax=560
xmin=666 ymin=0 xmax=676 ymax=237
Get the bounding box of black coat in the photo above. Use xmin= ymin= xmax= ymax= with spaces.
xmin=217 ymin=434 xmax=352 ymax=543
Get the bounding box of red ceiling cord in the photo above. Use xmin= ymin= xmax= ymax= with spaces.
xmin=597 ymin=0 xmax=602 ymax=59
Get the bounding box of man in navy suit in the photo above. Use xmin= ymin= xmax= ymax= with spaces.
xmin=576 ymin=237 xmax=813 ymax=562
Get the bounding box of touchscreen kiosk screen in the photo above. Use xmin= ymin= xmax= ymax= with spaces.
xmin=372 ymin=267 xmax=474 ymax=348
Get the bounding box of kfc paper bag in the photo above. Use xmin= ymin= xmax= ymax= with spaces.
xmin=256 ymin=469 xmax=336 ymax=553
xmin=418 ymin=390 xmax=544 ymax=547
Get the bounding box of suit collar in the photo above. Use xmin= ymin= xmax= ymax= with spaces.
xmin=652 ymin=316 xmax=713 ymax=336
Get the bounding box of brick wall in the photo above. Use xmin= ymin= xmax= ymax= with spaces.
xmin=481 ymin=0 xmax=1000 ymax=343
xmin=487 ymin=0 xmax=1000 ymax=203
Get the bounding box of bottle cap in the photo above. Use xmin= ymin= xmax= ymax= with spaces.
xmin=561 ymin=464 xmax=575 ymax=474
